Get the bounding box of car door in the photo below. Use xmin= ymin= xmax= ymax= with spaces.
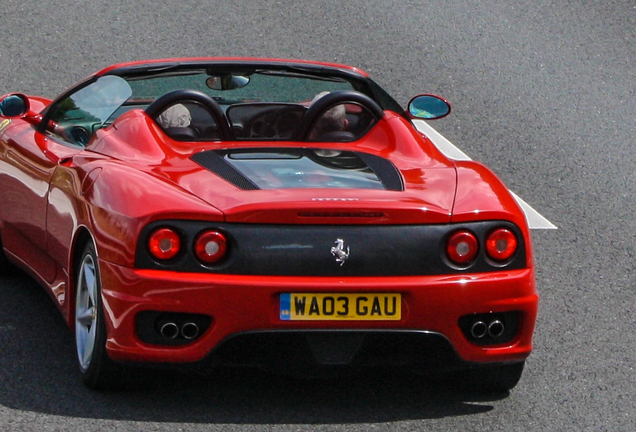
xmin=0 ymin=122 xmax=82 ymax=283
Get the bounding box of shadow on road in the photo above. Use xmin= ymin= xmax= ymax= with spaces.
xmin=0 ymin=273 xmax=507 ymax=424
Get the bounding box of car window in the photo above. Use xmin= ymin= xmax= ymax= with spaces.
xmin=48 ymin=76 xmax=132 ymax=146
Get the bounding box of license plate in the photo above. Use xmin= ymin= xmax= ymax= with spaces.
xmin=280 ymin=293 xmax=401 ymax=321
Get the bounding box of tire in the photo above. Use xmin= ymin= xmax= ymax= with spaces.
xmin=75 ymin=241 xmax=122 ymax=389
xmin=451 ymin=361 xmax=526 ymax=393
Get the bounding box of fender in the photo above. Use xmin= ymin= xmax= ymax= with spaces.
xmin=80 ymin=160 xmax=224 ymax=266
xmin=451 ymin=160 xmax=533 ymax=267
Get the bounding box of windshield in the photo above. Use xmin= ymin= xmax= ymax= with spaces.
xmin=125 ymin=69 xmax=355 ymax=105
xmin=43 ymin=63 xmax=402 ymax=146
xmin=113 ymin=67 xmax=379 ymax=142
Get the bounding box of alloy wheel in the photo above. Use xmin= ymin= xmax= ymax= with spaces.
xmin=75 ymin=253 xmax=98 ymax=372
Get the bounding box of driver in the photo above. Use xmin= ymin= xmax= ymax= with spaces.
xmin=308 ymin=91 xmax=349 ymax=140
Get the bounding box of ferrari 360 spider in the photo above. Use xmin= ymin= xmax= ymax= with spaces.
xmin=0 ymin=58 xmax=538 ymax=391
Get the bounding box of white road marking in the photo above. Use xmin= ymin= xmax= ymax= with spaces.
xmin=413 ymin=120 xmax=557 ymax=229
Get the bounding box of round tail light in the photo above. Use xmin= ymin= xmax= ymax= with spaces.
xmin=486 ymin=228 xmax=518 ymax=261
xmin=194 ymin=230 xmax=227 ymax=264
xmin=148 ymin=228 xmax=181 ymax=260
xmin=446 ymin=231 xmax=478 ymax=265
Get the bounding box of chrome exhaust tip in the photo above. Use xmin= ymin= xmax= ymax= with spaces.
xmin=471 ymin=321 xmax=488 ymax=338
xmin=180 ymin=322 xmax=200 ymax=340
xmin=159 ymin=321 xmax=179 ymax=339
xmin=488 ymin=320 xmax=505 ymax=338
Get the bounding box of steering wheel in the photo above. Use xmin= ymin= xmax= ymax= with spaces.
xmin=66 ymin=126 xmax=91 ymax=146
xmin=145 ymin=89 xmax=231 ymax=141
xmin=294 ymin=90 xmax=385 ymax=141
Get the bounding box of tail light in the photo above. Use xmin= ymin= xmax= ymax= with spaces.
xmin=194 ymin=230 xmax=227 ymax=264
xmin=446 ymin=230 xmax=478 ymax=265
xmin=485 ymin=228 xmax=518 ymax=261
xmin=148 ymin=227 xmax=181 ymax=260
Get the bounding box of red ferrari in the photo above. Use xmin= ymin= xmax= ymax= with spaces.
xmin=0 ymin=58 xmax=538 ymax=391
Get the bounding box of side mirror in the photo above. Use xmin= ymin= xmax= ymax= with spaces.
xmin=407 ymin=94 xmax=451 ymax=120
xmin=0 ymin=94 xmax=30 ymax=118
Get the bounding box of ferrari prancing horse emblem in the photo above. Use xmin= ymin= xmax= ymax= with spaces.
xmin=331 ymin=238 xmax=350 ymax=266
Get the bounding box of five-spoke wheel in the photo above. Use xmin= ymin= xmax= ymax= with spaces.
xmin=75 ymin=250 xmax=99 ymax=372
xmin=74 ymin=241 xmax=121 ymax=388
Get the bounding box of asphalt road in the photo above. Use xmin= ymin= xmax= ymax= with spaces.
xmin=1 ymin=0 xmax=635 ymax=430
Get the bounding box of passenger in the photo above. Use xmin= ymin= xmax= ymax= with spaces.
xmin=156 ymin=103 xmax=191 ymax=129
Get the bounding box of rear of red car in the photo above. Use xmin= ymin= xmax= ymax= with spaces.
xmin=91 ymin=108 xmax=537 ymax=391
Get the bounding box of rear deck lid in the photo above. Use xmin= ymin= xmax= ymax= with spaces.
xmin=188 ymin=147 xmax=456 ymax=224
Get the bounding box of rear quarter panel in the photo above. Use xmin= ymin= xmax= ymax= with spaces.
xmin=76 ymin=159 xmax=224 ymax=266
xmin=451 ymin=160 xmax=533 ymax=267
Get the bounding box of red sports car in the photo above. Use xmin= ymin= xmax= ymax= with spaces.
xmin=0 ymin=58 xmax=538 ymax=391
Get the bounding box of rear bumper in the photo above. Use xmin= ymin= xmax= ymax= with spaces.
xmin=99 ymin=260 xmax=538 ymax=367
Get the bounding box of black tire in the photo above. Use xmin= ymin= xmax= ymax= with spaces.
xmin=450 ymin=361 xmax=526 ymax=393
xmin=74 ymin=241 xmax=123 ymax=389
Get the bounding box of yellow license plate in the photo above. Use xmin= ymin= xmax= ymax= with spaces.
xmin=280 ymin=293 xmax=401 ymax=321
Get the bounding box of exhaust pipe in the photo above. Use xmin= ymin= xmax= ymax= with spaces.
xmin=180 ymin=322 xmax=200 ymax=340
xmin=488 ymin=320 xmax=505 ymax=338
xmin=470 ymin=321 xmax=488 ymax=338
xmin=159 ymin=321 xmax=179 ymax=339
